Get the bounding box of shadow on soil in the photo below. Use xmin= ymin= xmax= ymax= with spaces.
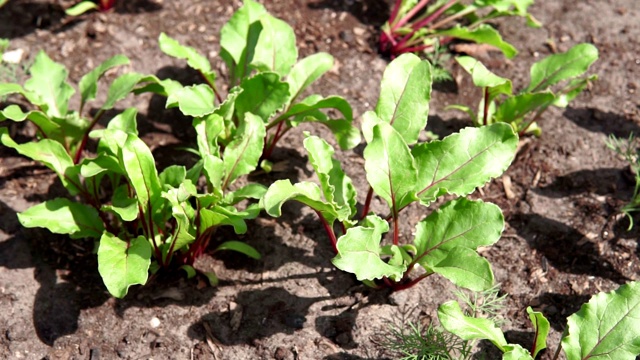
xmin=563 ymin=107 xmax=640 ymax=137
xmin=307 ymin=0 xmax=390 ymax=27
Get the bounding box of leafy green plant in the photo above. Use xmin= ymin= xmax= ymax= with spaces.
xmin=153 ymin=0 xmax=359 ymax=165
xmin=0 ymin=51 xmax=267 ymax=298
xmin=451 ymin=43 xmax=598 ymax=136
xmin=261 ymin=53 xmax=518 ymax=291
xmin=380 ymin=0 xmax=540 ymax=59
xmin=606 ymin=134 xmax=640 ymax=229
xmin=65 ymin=0 xmax=115 ymax=16
xmin=438 ymin=281 xmax=640 ymax=359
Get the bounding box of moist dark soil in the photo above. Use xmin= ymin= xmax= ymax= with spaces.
xmin=1 ymin=0 xmax=639 ymax=359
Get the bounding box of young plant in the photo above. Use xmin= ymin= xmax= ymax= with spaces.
xmin=65 ymin=0 xmax=115 ymax=16
xmin=380 ymin=0 xmax=540 ymax=59
xmin=451 ymin=43 xmax=598 ymax=136
xmin=606 ymin=134 xmax=640 ymax=229
xmin=438 ymin=281 xmax=640 ymax=359
xmin=153 ymin=0 xmax=359 ymax=165
xmin=261 ymin=53 xmax=518 ymax=292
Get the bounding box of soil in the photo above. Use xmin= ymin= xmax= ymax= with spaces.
xmin=1 ymin=0 xmax=639 ymax=359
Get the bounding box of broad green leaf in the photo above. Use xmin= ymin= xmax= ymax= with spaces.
xmin=180 ymin=264 xmax=197 ymax=279
xmin=222 ymin=112 xmax=265 ymax=188
xmin=374 ymin=53 xmax=432 ymax=145
xmin=163 ymin=184 xmax=196 ymax=252
xmin=361 ymin=110 xmax=382 ymax=144
xmin=0 ymin=83 xmax=40 ymax=104
xmin=65 ymin=0 xmax=98 ymax=16
xmin=561 ymin=281 xmax=640 ymax=360
xmin=18 ymin=198 xmax=104 ymax=239
xmin=207 ymin=206 xmax=249 ymax=234
xmin=79 ymin=54 xmax=130 ymax=107
xmin=159 ymin=165 xmax=187 ymax=189
xmin=412 ymin=123 xmax=517 ymax=205
xmin=431 ymin=246 xmax=495 ymax=291
xmin=121 ymin=134 xmax=162 ymax=211
xmin=91 ymin=128 xmax=128 ymax=157
xmin=235 ymin=72 xmax=289 ymax=122
xmin=215 ymin=241 xmax=261 ymax=260
xmin=364 ymin=122 xmax=417 ymax=213
xmin=80 ymin=154 xmax=123 ymax=177
xmin=98 ymin=233 xmax=151 ymax=298
xmin=414 ymin=198 xmax=503 ymax=267
xmin=283 ymin=95 xmax=353 ymax=124
xmin=526 ymin=43 xmax=598 ymax=93
xmin=304 ymin=135 xmax=357 ymax=219
xmin=526 ymin=306 xmax=549 ymax=359
xmin=438 ymin=300 xmax=508 ymax=352
xmin=0 ymin=105 xmax=58 ymax=136
xmin=287 ymin=52 xmax=333 ymax=103
xmin=193 ymin=113 xmax=224 ymax=157
xmin=219 ymin=0 xmax=267 ymax=82
xmin=332 ymin=215 xmax=405 ymax=281
xmin=494 ymin=92 xmax=555 ymax=132
xmin=261 ymin=179 xmax=346 ymax=224
xmin=101 ymin=185 xmax=138 ymax=222
xmin=158 ymin=33 xmax=215 ymax=85
xmin=24 ymin=51 xmax=75 ymax=118
xmin=166 ymin=84 xmax=216 ymax=117
xmin=107 ymin=107 xmax=138 ymax=134
xmin=252 ymin=14 xmax=297 ymax=76
xmin=203 ymin=153 xmax=224 ymax=191
xmin=456 ymin=56 xmax=512 ymax=99
xmin=437 ymin=24 xmax=517 ymax=59
xmin=503 ymin=344 xmax=534 ymax=360
xmin=103 ymin=73 xmax=159 ymax=110
xmin=0 ymin=128 xmax=81 ymax=195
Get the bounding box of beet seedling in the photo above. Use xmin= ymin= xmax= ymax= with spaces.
xmin=262 ymin=53 xmax=518 ymax=292
xmin=380 ymin=0 xmax=540 ymax=59
xmin=451 ymin=43 xmax=598 ymax=136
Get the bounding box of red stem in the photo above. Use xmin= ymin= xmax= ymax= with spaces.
xmin=315 ymin=210 xmax=338 ymax=254
xmin=391 ymin=272 xmax=432 ymax=291
xmin=411 ymin=0 xmax=457 ymax=30
xmin=388 ymin=0 xmax=403 ymax=25
xmin=392 ymin=0 xmax=432 ymax=31
xmin=361 ymin=187 xmax=374 ymax=220
xmin=263 ymin=121 xmax=285 ymax=160
xmin=483 ymin=87 xmax=490 ymax=126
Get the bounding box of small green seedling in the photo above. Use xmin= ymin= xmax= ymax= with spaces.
xmin=380 ymin=0 xmax=540 ymax=59
xmin=151 ymin=0 xmax=359 ymax=165
xmin=451 ymin=43 xmax=598 ymax=136
xmin=606 ymin=134 xmax=640 ymax=229
xmin=262 ymin=53 xmax=518 ymax=292
xmin=438 ymin=281 xmax=640 ymax=359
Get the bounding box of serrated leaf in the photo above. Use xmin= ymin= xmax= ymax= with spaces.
xmin=332 ymin=215 xmax=405 ymax=281
xmin=235 ymin=72 xmax=290 ymax=122
xmin=121 ymin=133 xmax=162 ymax=211
xmin=374 ymin=53 xmax=432 ymax=145
xmin=222 ymin=112 xmax=265 ymax=188
xmin=18 ymin=198 xmax=104 ymax=239
xmin=561 ymin=281 xmax=640 ymax=360
xmin=526 ymin=306 xmax=549 ymax=359
xmin=287 ymin=52 xmax=333 ymax=103
xmin=98 ymin=233 xmax=151 ymax=298
xmin=437 ymin=24 xmax=517 ymax=59
xmin=79 ymin=54 xmax=130 ymax=108
xmin=0 ymin=128 xmax=81 ymax=195
xmin=215 ymin=241 xmax=261 ymax=260
xmin=166 ymin=84 xmax=216 ymax=117
xmin=364 ymin=122 xmax=417 ymax=214
xmin=24 ymin=51 xmax=75 ymax=118
xmin=412 ymin=123 xmax=517 ymax=205
xmin=438 ymin=300 xmax=508 ymax=352
xmin=252 ymin=14 xmax=297 ymax=76
xmin=158 ymin=33 xmax=215 ymax=84
xmin=431 ymin=246 xmax=495 ymax=291
xmin=526 ymin=43 xmax=598 ymax=93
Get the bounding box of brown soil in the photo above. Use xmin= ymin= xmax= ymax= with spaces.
xmin=1 ymin=0 xmax=639 ymax=359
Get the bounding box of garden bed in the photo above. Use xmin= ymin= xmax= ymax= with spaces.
xmin=0 ymin=0 xmax=639 ymax=359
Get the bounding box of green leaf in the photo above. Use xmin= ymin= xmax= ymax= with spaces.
xmin=503 ymin=344 xmax=534 ymax=360
xmin=456 ymin=56 xmax=512 ymax=99
xmin=180 ymin=264 xmax=197 ymax=279
xmin=561 ymin=281 xmax=640 ymax=360
xmin=101 ymin=185 xmax=138 ymax=222
xmin=284 ymin=95 xmax=353 ymax=124
xmin=526 ymin=306 xmax=549 ymax=359
xmin=159 ymin=165 xmax=186 ymax=189
xmin=98 ymin=233 xmax=151 ymax=298
xmin=0 ymin=128 xmax=81 ymax=195
xmin=304 ymin=135 xmax=357 ymax=219
xmin=235 ymin=72 xmax=290 ymax=122
xmin=287 ymin=52 xmax=333 ymax=103
xmin=120 ymin=133 xmax=162 ymax=211
xmin=18 ymin=198 xmax=104 ymax=239
xmin=203 ymin=154 xmax=224 ymax=191
xmin=320 ymin=118 xmax=361 ymax=150
xmin=436 ymin=24 xmax=518 ymax=59
xmin=24 ymin=51 xmax=75 ymax=118
xmin=373 ymin=53 xmax=432 ymax=145
xmin=79 ymin=54 xmax=130 ymax=108
xmin=412 ymin=123 xmax=518 ymax=205
xmin=65 ymin=1 xmax=98 ymax=16
xmin=431 ymin=246 xmax=495 ymax=291
xmin=215 ymin=241 xmax=261 ymax=260
xmin=80 ymin=153 xmax=123 ymax=177
xmin=222 ymin=112 xmax=266 ymax=188
xmin=107 ymin=107 xmax=138 ymax=134
xmin=493 ymin=92 xmax=555 ymax=125
xmin=0 ymin=105 xmax=59 ymax=136
xmin=526 ymin=43 xmax=599 ymax=93
xmin=252 ymin=14 xmax=297 ymax=76
xmin=553 ymin=74 xmax=598 ymax=108
xmin=223 ymin=183 xmax=268 ymax=205
xmin=438 ymin=300 xmax=508 ymax=352
xmin=162 ymin=184 xmax=196 ymax=252
xmin=332 ymin=215 xmax=406 ymax=281
xmin=364 ymin=122 xmax=417 ymax=213
xmin=103 ymin=73 xmax=159 ymax=110
xmin=158 ymin=33 xmax=215 ymax=85
xmin=166 ymin=84 xmax=216 ymax=117
xmin=193 ymin=113 xmax=224 ymax=157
